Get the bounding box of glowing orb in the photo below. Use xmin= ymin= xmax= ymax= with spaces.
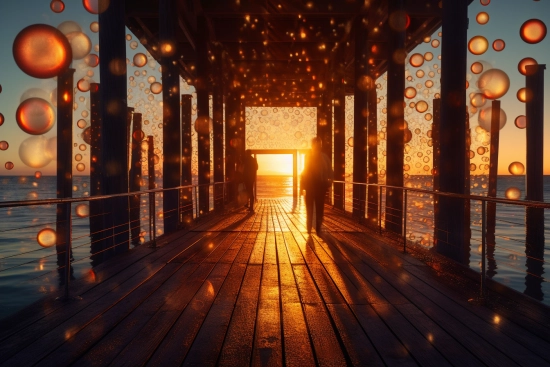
xmin=478 ymin=69 xmax=510 ymax=99
xmin=75 ymin=203 xmax=89 ymax=217
xmin=77 ymin=78 xmax=91 ymax=92
xmin=416 ymin=70 xmax=424 ymax=78
xmin=476 ymin=12 xmax=489 ymax=25
xmin=90 ymin=22 xmax=99 ymax=33
xmin=478 ymin=106 xmax=507 ymax=131
xmin=66 ymin=31 xmax=92 ymax=60
xmin=520 ymin=19 xmax=547 ymax=44
xmin=150 ymin=82 xmax=163 ymax=94
xmin=16 ymin=98 xmax=56 ymax=135
xmin=468 ymin=36 xmax=489 ymax=55
xmin=13 ymin=24 xmax=72 ymax=79
xmin=514 ymin=115 xmax=526 ymax=129
xmin=83 ymin=0 xmax=110 ymax=14
xmin=516 ymin=87 xmax=533 ymax=103
xmin=133 ymin=53 xmax=147 ymax=67
xmin=470 ymin=93 xmax=486 ymax=108
xmin=194 ymin=116 xmax=212 ymax=134
xmin=492 ymin=39 xmax=505 ymax=52
xmin=404 ymin=87 xmax=416 ymax=99
xmin=35 ymin=171 xmax=42 ymax=179
xmin=505 ymin=187 xmax=521 ymax=200
xmin=50 ymin=0 xmax=65 ymax=13
xmin=37 ymin=228 xmax=56 ymax=247
xmin=409 ymin=53 xmax=424 ymax=67
xmin=57 ymin=21 xmax=81 ymax=35
xmin=0 ymin=141 xmax=8 ymax=150
xmin=508 ymin=162 xmax=525 ymax=175
xmin=518 ymin=57 xmax=538 ymax=76
xmin=4 ymin=162 xmax=14 ymax=170
xmin=76 ymin=163 xmax=86 ymax=172
xmin=0 ymin=113 xmax=4 ymax=126
xmin=471 ymin=62 xmax=483 ymax=74
xmin=84 ymin=53 xmax=99 ymax=67
xmin=431 ymin=39 xmax=440 ymax=48
xmin=132 ymin=129 xmax=145 ymax=141
xmin=19 ymin=136 xmax=53 ymax=168
xmin=415 ymin=100 xmax=428 ymax=113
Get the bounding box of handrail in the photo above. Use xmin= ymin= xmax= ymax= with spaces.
xmin=333 ymin=180 xmax=550 ymax=208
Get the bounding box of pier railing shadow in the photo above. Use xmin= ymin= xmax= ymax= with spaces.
xmin=0 ymin=181 xmax=230 ymax=318
xmin=331 ymin=180 xmax=549 ymax=304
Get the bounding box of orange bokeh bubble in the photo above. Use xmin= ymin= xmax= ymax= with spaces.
xmin=468 ymin=35 xmax=489 ymax=55
xmin=470 ymin=62 xmax=483 ymax=74
xmin=516 ymin=87 xmax=533 ymax=103
xmin=515 ymin=115 xmax=526 ymax=129
xmin=520 ymin=19 xmax=547 ymax=44
xmin=90 ymin=21 xmax=99 ymax=33
xmin=0 ymin=141 xmax=8 ymax=150
xmin=505 ymin=187 xmax=521 ymax=200
xmin=133 ymin=129 xmax=145 ymax=141
xmin=492 ymin=39 xmax=505 ymax=52
xmin=16 ymin=98 xmax=56 ymax=135
xmin=0 ymin=113 xmax=4 ymax=126
xmin=517 ymin=57 xmax=538 ymax=75
xmin=476 ymin=12 xmax=489 ymax=25
xmin=409 ymin=53 xmax=424 ymax=67
xmin=84 ymin=53 xmax=99 ymax=67
xmin=37 ymin=228 xmax=56 ymax=247
xmin=133 ymin=53 xmax=147 ymax=67
xmin=404 ymin=87 xmax=417 ymax=99
xmin=83 ymin=0 xmax=110 ymax=14
xmin=50 ymin=0 xmax=65 ymax=13
xmin=508 ymin=162 xmax=525 ymax=175
xmin=77 ymin=78 xmax=91 ymax=92
xmin=478 ymin=69 xmax=510 ymax=99
xmin=5 ymin=162 xmax=14 ymax=170
xmin=13 ymin=24 xmax=72 ymax=79
xmin=415 ymin=100 xmax=428 ymax=113
xmin=480 ymin=0 xmax=490 ymax=5
xmin=478 ymin=106 xmax=507 ymax=131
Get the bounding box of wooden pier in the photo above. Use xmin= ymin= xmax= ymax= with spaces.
xmin=1 ymin=198 xmax=550 ymax=366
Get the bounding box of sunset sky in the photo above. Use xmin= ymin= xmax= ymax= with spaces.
xmin=0 ymin=0 xmax=549 ymax=177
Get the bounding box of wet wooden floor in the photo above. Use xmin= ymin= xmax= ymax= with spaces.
xmin=1 ymin=198 xmax=550 ymax=366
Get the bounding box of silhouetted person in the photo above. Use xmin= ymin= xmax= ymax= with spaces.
xmin=243 ymin=150 xmax=258 ymax=212
xmin=301 ymin=137 xmax=333 ymax=234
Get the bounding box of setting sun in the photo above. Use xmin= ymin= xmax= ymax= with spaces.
xmin=256 ymin=154 xmax=293 ymax=176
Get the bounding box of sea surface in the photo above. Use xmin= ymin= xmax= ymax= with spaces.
xmin=0 ymin=175 xmax=549 ymax=319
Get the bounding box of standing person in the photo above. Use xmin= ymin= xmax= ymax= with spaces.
xmin=301 ymin=137 xmax=333 ymax=234
xmin=243 ymin=149 xmax=258 ymax=212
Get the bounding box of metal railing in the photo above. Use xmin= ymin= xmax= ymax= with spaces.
xmin=332 ymin=180 xmax=550 ymax=302
xmin=0 ymin=181 xmax=230 ymax=313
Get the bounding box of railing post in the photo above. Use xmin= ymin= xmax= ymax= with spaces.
xmin=64 ymin=202 xmax=72 ymax=300
xmin=378 ymin=186 xmax=382 ymax=235
xmin=147 ymin=136 xmax=156 ymax=248
xmin=481 ymin=199 xmax=486 ymax=299
xmin=403 ymin=189 xmax=407 ymax=253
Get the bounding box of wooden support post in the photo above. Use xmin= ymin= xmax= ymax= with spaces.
xmin=196 ymin=15 xmax=210 ymax=216
xmin=55 ymin=68 xmax=75 ymax=287
xmin=129 ymin=113 xmax=142 ymax=246
xmin=436 ymin=0 xmax=468 ymax=263
xmin=99 ymin=0 xmax=129 ymax=256
xmin=352 ymin=17 xmax=368 ymax=218
xmin=147 ymin=136 xmax=156 ymax=246
xmin=486 ymin=100 xmax=500 ymax=277
xmin=367 ymin=83 xmax=379 ymax=226
xmin=160 ymin=0 xmax=181 ymax=233
xmin=293 ymin=151 xmax=298 ymax=199
xmin=333 ymin=80 xmax=346 ymax=210
xmin=525 ymin=64 xmax=545 ymax=300
xmin=385 ymin=0 xmax=405 ymax=235
xmin=181 ymin=95 xmax=193 ymax=225
xmin=225 ymin=91 xmax=238 ymax=203
xmin=213 ymin=52 xmax=224 ymax=210
xmin=432 ymin=98 xmax=441 ymax=245
xmin=89 ymin=83 xmax=104 ymax=266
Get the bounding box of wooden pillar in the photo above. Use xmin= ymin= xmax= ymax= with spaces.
xmin=99 ymin=0 xmax=129 ymax=255
xmin=225 ymin=91 xmax=238 ymax=202
xmin=196 ymin=15 xmax=210 ymax=216
xmin=55 ymin=68 xmax=75 ymax=285
xmin=432 ymin=98 xmax=440 ymax=245
xmin=525 ymin=64 xmax=545 ymax=300
xmin=89 ymin=83 xmax=105 ymax=266
xmin=385 ymin=0 xmax=405 ymax=235
xmin=129 ymin=112 xmax=142 ymax=246
xmin=293 ymin=150 xmax=298 ymax=199
xmin=160 ymin=0 xmax=181 ymax=233
xmin=367 ymin=82 xmax=378 ymax=226
xmin=352 ymin=17 xmax=368 ymax=218
xmin=238 ymin=94 xmax=246 ymax=160
xmin=486 ymin=100 xmax=500 ymax=277
xmin=333 ymin=79 xmax=346 ymax=210
xmin=436 ymin=0 xmax=468 ymax=263
xmin=181 ymin=95 xmax=193 ymax=224
xmin=213 ymin=53 xmax=224 ymax=210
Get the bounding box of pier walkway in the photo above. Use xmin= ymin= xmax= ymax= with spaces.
xmin=1 ymin=198 xmax=550 ymax=366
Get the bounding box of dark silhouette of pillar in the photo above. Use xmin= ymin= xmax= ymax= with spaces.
xmin=436 ymin=0 xmax=468 ymax=264
xmin=99 ymin=0 xmax=129 ymax=256
xmin=486 ymin=100 xmax=501 ymax=278
xmin=367 ymin=82 xmax=379 ymax=226
xmin=181 ymin=95 xmax=193 ymax=224
xmin=56 ymin=68 xmax=75 ymax=286
xmin=385 ymin=0 xmax=405 ymax=235
xmin=352 ymin=17 xmax=368 ymax=218
xmin=317 ymin=92 xmax=332 ymax=203
xmin=196 ymin=15 xmax=210 ymax=216
xmin=160 ymin=0 xmax=181 ymax=233
xmin=333 ymin=79 xmax=346 ymax=210
xmin=432 ymin=98 xmax=440 ymax=245
xmin=225 ymin=91 xmax=239 ymax=202
xmin=147 ymin=136 xmax=157 ymax=245
xmin=213 ymin=53 xmax=224 ymax=210
xmin=524 ymin=64 xmax=545 ymax=300
xmin=129 ymin=113 xmax=142 ymax=246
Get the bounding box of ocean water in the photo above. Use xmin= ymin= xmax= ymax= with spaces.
xmin=0 ymin=175 xmax=549 ymax=319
